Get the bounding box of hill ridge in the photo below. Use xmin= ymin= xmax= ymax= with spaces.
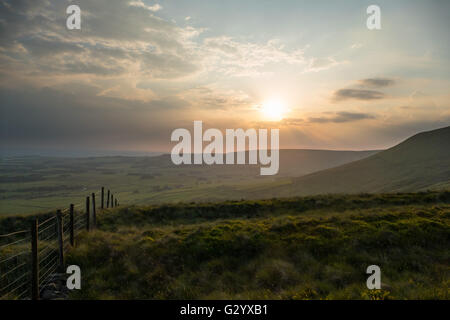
xmin=253 ymin=126 xmax=450 ymax=197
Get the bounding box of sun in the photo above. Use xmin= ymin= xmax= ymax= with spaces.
xmin=260 ymin=99 xmax=287 ymax=121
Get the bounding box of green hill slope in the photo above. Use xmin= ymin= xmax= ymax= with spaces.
xmin=257 ymin=126 xmax=450 ymax=197
xmin=275 ymin=149 xmax=379 ymax=176
xmin=153 ymin=148 xmax=379 ymax=177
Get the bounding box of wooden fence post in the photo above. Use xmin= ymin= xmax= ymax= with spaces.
xmin=69 ymin=204 xmax=74 ymax=246
xmin=101 ymin=187 xmax=104 ymax=209
xmin=31 ymin=219 xmax=39 ymax=300
xmin=56 ymin=210 xmax=64 ymax=272
xmin=107 ymin=189 xmax=110 ymax=208
xmin=111 ymin=194 xmax=114 ymax=208
xmin=86 ymin=196 xmax=90 ymax=231
xmin=92 ymin=192 xmax=97 ymax=228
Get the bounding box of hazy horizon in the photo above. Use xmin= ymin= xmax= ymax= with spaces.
xmin=0 ymin=147 xmax=383 ymax=158
xmin=4 ymin=124 xmax=448 ymax=158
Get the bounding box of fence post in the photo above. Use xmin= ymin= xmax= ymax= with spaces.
xmin=111 ymin=194 xmax=114 ymax=208
xmin=92 ymin=192 xmax=97 ymax=228
xmin=31 ymin=219 xmax=39 ymax=300
xmin=107 ymin=189 xmax=110 ymax=208
xmin=86 ymin=196 xmax=90 ymax=231
xmin=69 ymin=204 xmax=74 ymax=246
xmin=56 ymin=210 xmax=64 ymax=272
xmin=101 ymin=187 xmax=104 ymax=209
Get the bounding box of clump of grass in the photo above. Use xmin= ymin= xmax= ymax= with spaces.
xmin=60 ymin=191 xmax=450 ymax=299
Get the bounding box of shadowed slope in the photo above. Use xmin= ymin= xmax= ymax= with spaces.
xmin=258 ymin=126 xmax=450 ymax=197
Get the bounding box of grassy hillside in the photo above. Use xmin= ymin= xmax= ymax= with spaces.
xmin=65 ymin=191 xmax=450 ymax=300
xmin=0 ymin=149 xmax=378 ymax=215
xmin=256 ymin=126 xmax=450 ymax=197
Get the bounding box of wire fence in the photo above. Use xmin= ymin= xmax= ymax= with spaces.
xmin=37 ymin=215 xmax=59 ymax=293
xmin=0 ymin=187 xmax=120 ymax=300
xmin=0 ymin=230 xmax=31 ymax=300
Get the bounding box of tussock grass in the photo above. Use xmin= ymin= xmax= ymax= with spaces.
xmin=62 ymin=191 xmax=450 ymax=300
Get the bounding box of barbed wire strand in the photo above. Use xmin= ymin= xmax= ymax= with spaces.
xmin=0 ymin=271 xmax=29 ymax=293
xmin=39 ymin=260 xmax=58 ymax=287
xmin=39 ymin=215 xmax=56 ymax=227
xmin=1 ymin=279 xmax=29 ymax=300
xmin=38 ymin=243 xmax=56 ymax=255
xmin=39 ymin=257 xmax=58 ymax=280
xmin=0 ymin=230 xmax=28 ymax=238
xmin=0 ymin=250 xmax=28 ymax=265
xmin=16 ymin=287 xmax=30 ymax=300
xmin=0 ymin=236 xmax=29 ymax=250
xmin=37 ymin=222 xmax=57 ymax=236
xmin=39 ymin=251 xmax=58 ymax=268
xmin=0 ymin=261 xmax=28 ymax=281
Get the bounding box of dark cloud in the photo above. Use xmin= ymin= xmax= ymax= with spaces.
xmin=308 ymin=112 xmax=375 ymax=123
xmin=281 ymin=118 xmax=305 ymax=125
xmin=359 ymin=78 xmax=395 ymax=88
xmin=332 ymin=77 xmax=394 ymax=102
xmin=333 ymin=89 xmax=385 ymax=101
xmin=258 ymin=113 xmax=374 ymax=127
xmin=140 ymin=52 xmax=199 ymax=78
xmin=0 ymin=87 xmax=184 ymax=150
xmin=0 ymin=0 xmax=201 ymax=79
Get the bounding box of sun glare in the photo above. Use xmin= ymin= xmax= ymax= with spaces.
xmin=260 ymin=100 xmax=286 ymax=121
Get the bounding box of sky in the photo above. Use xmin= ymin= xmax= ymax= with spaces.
xmin=0 ymin=0 xmax=449 ymax=154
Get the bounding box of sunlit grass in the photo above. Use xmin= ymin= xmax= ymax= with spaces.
xmin=63 ymin=191 xmax=449 ymax=300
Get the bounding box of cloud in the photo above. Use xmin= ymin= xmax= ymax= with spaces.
xmin=254 ymin=112 xmax=375 ymax=128
xmin=332 ymin=77 xmax=394 ymax=102
xmin=128 ymin=1 xmax=162 ymax=12
xmin=281 ymin=118 xmax=305 ymax=126
xmin=0 ymin=87 xmax=184 ymax=150
xmin=333 ymin=89 xmax=385 ymax=101
xmin=304 ymin=57 xmax=344 ymax=72
xmin=0 ymin=1 xmax=447 ymax=153
xmin=178 ymin=86 xmax=253 ymax=110
xmin=308 ymin=112 xmax=375 ymax=123
xmin=202 ymin=37 xmax=306 ymax=76
xmin=0 ymin=0 xmax=201 ymax=83
xmin=359 ymin=78 xmax=395 ymax=88
xmin=350 ymin=43 xmax=363 ymax=49
xmin=0 ymin=0 xmax=311 ymax=98
xmin=139 ymin=52 xmax=199 ymax=78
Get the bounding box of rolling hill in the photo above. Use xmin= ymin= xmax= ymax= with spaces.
xmin=274 ymin=149 xmax=380 ymax=176
xmin=1 ymin=126 xmax=448 ymax=213
xmin=256 ymin=126 xmax=450 ymax=197
xmin=152 ymin=149 xmax=380 ymax=177
xmin=0 ymin=149 xmax=378 ymax=214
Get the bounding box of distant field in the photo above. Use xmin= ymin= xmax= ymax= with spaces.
xmin=0 ymin=156 xmax=281 ymax=215
xmin=65 ymin=191 xmax=450 ymax=299
xmin=0 ymin=149 xmax=378 ymax=215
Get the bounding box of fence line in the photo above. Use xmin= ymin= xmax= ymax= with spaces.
xmin=0 ymin=187 xmax=120 ymax=300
